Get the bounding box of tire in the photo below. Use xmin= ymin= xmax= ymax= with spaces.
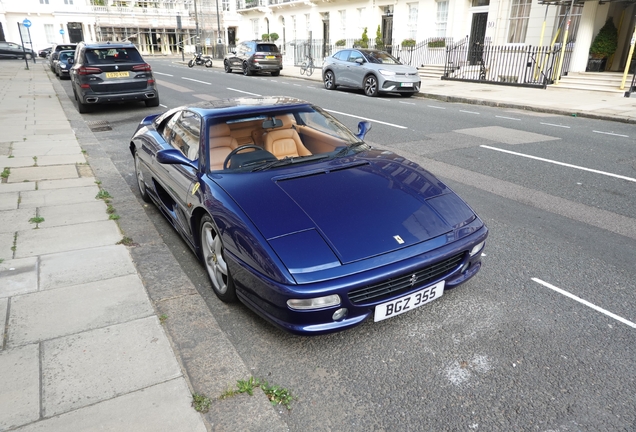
xmin=224 ymin=60 xmax=232 ymax=73
xmin=200 ymin=214 xmax=237 ymax=302
xmin=271 ymin=70 xmax=280 ymax=77
xmin=188 ymin=59 xmax=194 ymax=68
xmin=324 ymin=70 xmax=336 ymax=90
xmin=145 ymin=97 xmax=160 ymax=107
xmin=75 ymin=89 xmax=90 ymax=113
xmin=242 ymin=62 xmax=252 ymax=76
xmin=205 ymin=59 xmax=213 ymax=68
xmin=307 ymin=64 xmax=314 ymax=77
xmin=364 ymin=74 xmax=379 ymax=97
xmin=134 ymin=150 xmax=151 ymax=203
xmin=300 ymin=61 xmax=307 ymax=75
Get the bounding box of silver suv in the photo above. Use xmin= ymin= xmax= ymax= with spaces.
xmin=69 ymin=41 xmax=159 ymax=113
xmin=223 ymin=41 xmax=282 ymax=76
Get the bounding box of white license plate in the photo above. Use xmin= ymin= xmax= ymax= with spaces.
xmin=400 ymin=82 xmax=414 ymax=87
xmin=374 ymin=280 xmax=445 ymax=322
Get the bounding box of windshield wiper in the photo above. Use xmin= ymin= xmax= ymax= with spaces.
xmin=332 ymin=142 xmax=367 ymax=158
xmin=251 ymin=154 xmax=330 ymax=172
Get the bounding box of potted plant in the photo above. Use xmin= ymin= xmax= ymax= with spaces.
xmin=262 ymin=33 xmax=270 ymax=41
xmin=375 ymin=25 xmax=384 ymax=50
xmin=587 ymin=18 xmax=618 ymax=72
xmin=269 ymin=33 xmax=279 ymax=43
xmin=427 ymin=38 xmax=445 ymax=48
xmin=401 ymin=38 xmax=416 ymax=48
xmin=354 ymin=28 xmax=369 ymax=48
xmin=335 ymin=39 xmax=346 ymax=47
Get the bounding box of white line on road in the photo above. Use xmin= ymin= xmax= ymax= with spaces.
xmin=427 ymin=105 xmax=446 ymax=109
xmin=325 ymin=109 xmax=408 ymax=129
xmin=459 ymin=110 xmax=480 ymax=114
xmin=226 ymin=88 xmax=262 ymax=96
xmin=540 ymin=122 xmax=571 ymax=128
xmin=153 ymin=72 xmax=174 ymax=77
xmin=480 ymin=145 xmax=636 ymax=183
xmin=593 ymin=130 xmax=629 ymax=138
xmin=182 ymin=77 xmax=211 ymax=85
xmin=293 ymin=84 xmax=302 ymax=87
xmin=495 ymin=115 xmax=521 ymax=121
xmin=399 ymin=101 xmax=416 ymax=105
xmin=532 ymin=278 xmax=636 ymax=329
xmin=160 ymin=104 xmax=168 ymax=108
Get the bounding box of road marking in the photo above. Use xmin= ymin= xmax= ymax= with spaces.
xmin=293 ymin=84 xmax=302 ymax=87
xmin=160 ymin=104 xmax=168 ymax=108
xmin=532 ymin=278 xmax=636 ymax=329
xmin=427 ymin=105 xmax=446 ymax=109
xmin=593 ymin=130 xmax=629 ymax=138
xmin=460 ymin=110 xmax=480 ymax=114
xmin=182 ymin=77 xmax=211 ymax=85
xmin=226 ymin=88 xmax=262 ymax=96
xmin=480 ymin=145 xmax=636 ymax=183
xmin=325 ymin=109 xmax=408 ymax=129
xmin=153 ymin=72 xmax=174 ymax=77
xmin=495 ymin=115 xmax=521 ymax=121
xmin=540 ymin=122 xmax=571 ymax=128
xmin=399 ymin=101 xmax=416 ymax=105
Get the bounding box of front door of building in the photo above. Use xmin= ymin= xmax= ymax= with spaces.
xmin=67 ymin=22 xmax=84 ymax=44
xmin=468 ymin=12 xmax=487 ymax=66
xmin=382 ymin=15 xmax=393 ymax=53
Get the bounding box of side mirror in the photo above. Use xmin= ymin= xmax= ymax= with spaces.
xmin=355 ymin=121 xmax=371 ymax=140
xmin=355 ymin=58 xmax=365 ymax=65
xmin=156 ymin=149 xmax=199 ymax=170
xmin=68 ymin=58 xmax=74 ymax=64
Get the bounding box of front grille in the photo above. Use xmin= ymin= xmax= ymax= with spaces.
xmin=348 ymin=252 xmax=465 ymax=305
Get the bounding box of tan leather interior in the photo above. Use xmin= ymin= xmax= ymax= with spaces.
xmin=264 ymin=115 xmax=312 ymax=159
xmin=209 ymin=123 xmax=239 ymax=170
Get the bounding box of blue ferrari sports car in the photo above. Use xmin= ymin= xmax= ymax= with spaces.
xmin=130 ymin=97 xmax=487 ymax=335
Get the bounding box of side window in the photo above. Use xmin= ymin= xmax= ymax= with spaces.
xmin=334 ymin=50 xmax=349 ymax=61
xmin=170 ymin=111 xmax=202 ymax=160
xmin=348 ymin=51 xmax=363 ymax=63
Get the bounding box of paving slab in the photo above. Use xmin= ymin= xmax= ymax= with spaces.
xmin=0 ymin=182 xmax=35 ymax=193
xmin=41 ymin=317 xmax=182 ymax=417
xmin=0 ymin=232 xmax=15 ymax=261
xmin=0 ymin=344 xmax=40 ymax=430
xmin=37 ymin=177 xmax=96 ymax=190
xmin=19 ymin=185 xmax=100 ymax=209
xmin=8 ymin=165 xmax=78 ymax=183
xmin=8 ymin=274 xmax=154 ymax=346
xmin=40 ymin=245 xmax=137 ymax=291
xmin=21 ymin=134 xmax=77 ymax=144
xmin=0 ymin=298 xmax=7 ymax=347
xmin=0 ymin=156 xmax=36 ymax=168
xmin=0 ymin=142 xmax=10 ymax=156
xmin=39 ymin=201 xmax=108 ymax=227
xmin=37 ymin=154 xmax=86 ymax=166
xmin=0 ymin=192 xmax=19 ymax=211
xmin=0 ymin=207 xmax=37 ymax=233
xmin=14 ymin=220 xmax=122 ymax=258
xmin=15 ymin=379 xmax=206 ymax=432
xmin=0 ymin=257 xmax=38 ymax=299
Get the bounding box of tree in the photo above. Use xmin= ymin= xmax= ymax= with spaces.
xmin=269 ymin=33 xmax=279 ymax=43
xmin=589 ymin=18 xmax=618 ymax=59
xmin=354 ymin=27 xmax=369 ymax=48
xmin=375 ymin=25 xmax=384 ymax=49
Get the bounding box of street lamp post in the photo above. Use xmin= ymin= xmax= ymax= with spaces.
xmin=193 ymin=0 xmax=200 ymax=53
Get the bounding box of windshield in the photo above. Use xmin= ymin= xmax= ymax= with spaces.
xmin=85 ymin=48 xmax=143 ymax=63
xmin=364 ymin=51 xmax=402 ymax=65
xmin=207 ymin=105 xmax=365 ymax=172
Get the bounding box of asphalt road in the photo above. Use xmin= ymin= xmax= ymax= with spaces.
xmin=55 ymin=59 xmax=636 ymax=431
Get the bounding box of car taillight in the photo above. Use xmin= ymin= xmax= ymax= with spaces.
xmin=132 ymin=63 xmax=152 ymax=72
xmin=254 ymin=55 xmax=264 ymax=59
xmin=78 ymin=66 xmax=102 ymax=75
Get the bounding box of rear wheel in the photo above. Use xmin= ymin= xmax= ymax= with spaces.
xmin=74 ymin=89 xmax=90 ymax=113
xmin=364 ymin=74 xmax=379 ymax=97
xmin=224 ymin=60 xmax=232 ymax=73
xmin=300 ymin=61 xmax=307 ymax=75
xmin=242 ymin=62 xmax=252 ymax=76
xmin=205 ymin=59 xmax=213 ymax=68
xmin=134 ymin=150 xmax=151 ymax=203
xmin=200 ymin=215 xmax=237 ymax=302
xmin=145 ymin=97 xmax=160 ymax=107
xmin=271 ymin=70 xmax=280 ymax=77
xmin=324 ymin=70 xmax=336 ymax=90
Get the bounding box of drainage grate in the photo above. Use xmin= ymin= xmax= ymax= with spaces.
xmin=86 ymin=120 xmax=112 ymax=132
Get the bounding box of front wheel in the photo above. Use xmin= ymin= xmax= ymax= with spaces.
xmin=299 ymin=62 xmax=307 ymax=75
xmin=242 ymin=62 xmax=253 ymax=76
xmin=205 ymin=59 xmax=213 ymax=68
xmin=224 ymin=61 xmax=232 ymax=73
xmin=364 ymin=75 xmax=379 ymax=97
xmin=188 ymin=59 xmax=195 ymax=68
xmin=134 ymin=150 xmax=151 ymax=203
xmin=200 ymin=215 xmax=237 ymax=302
xmin=307 ymin=64 xmax=315 ymax=77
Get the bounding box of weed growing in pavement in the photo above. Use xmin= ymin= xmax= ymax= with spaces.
xmin=159 ymin=314 xmax=168 ymax=324
xmin=1 ymin=168 xmax=9 ymax=179
xmin=8 ymin=155 xmax=14 ymax=159
xmin=220 ymin=377 xmax=293 ymax=410
xmin=29 ymin=216 xmax=45 ymax=228
xmin=11 ymin=233 xmax=17 ymax=253
xmin=95 ymin=180 xmax=102 ymax=185
xmin=191 ymin=393 xmax=212 ymax=413
xmin=117 ymin=236 xmax=135 ymax=246
xmin=0 ymin=259 xmax=3 ymax=264
xmin=96 ymin=189 xmax=112 ymax=200
xmin=32 ymin=156 xmax=38 ymax=166
xmin=108 ymin=214 xmax=120 ymax=220
xmin=106 ymin=204 xmax=116 ymax=214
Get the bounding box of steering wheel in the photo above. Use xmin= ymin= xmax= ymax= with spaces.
xmin=223 ymin=145 xmax=266 ymax=170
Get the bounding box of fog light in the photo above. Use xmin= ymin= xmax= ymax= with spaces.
xmin=332 ymin=308 xmax=348 ymax=321
xmin=469 ymin=241 xmax=485 ymax=256
xmin=461 ymin=262 xmax=470 ymax=273
xmin=287 ymin=294 xmax=340 ymax=310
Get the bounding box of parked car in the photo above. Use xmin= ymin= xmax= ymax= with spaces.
xmin=39 ymin=47 xmax=53 ymax=58
xmin=49 ymin=43 xmax=77 ymax=72
xmin=322 ymin=49 xmax=421 ymax=97
xmin=0 ymin=41 xmax=35 ymax=59
xmin=129 ymin=97 xmax=488 ymax=335
xmin=223 ymin=41 xmax=282 ymax=76
xmin=54 ymin=50 xmax=75 ymax=79
xmin=70 ymin=41 xmax=159 ymax=113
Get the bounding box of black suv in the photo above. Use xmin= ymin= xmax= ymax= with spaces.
xmin=223 ymin=41 xmax=282 ymax=76
xmin=70 ymin=41 xmax=159 ymax=113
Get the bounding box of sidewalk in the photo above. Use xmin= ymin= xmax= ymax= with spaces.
xmin=0 ymin=60 xmax=288 ymax=432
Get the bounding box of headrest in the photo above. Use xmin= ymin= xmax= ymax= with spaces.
xmin=209 ymin=123 xmax=231 ymax=138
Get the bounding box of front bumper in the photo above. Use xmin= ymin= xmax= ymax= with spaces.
xmin=381 ymin=80 xmax=421 ymax=93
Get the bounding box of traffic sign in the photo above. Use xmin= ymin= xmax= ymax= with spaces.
xmin=59 ymin=29 xmax=65 ymax=35
xmin=22 ymin=19 xmax=32 ymax=28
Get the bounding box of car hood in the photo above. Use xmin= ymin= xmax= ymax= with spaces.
xmin=370 ymin=64 xmax=418 ymax=74
xmin=213 ymin=151 xmax=477 ymax=265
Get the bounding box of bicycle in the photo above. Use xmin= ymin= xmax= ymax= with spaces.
xmin=299 ymin=55 xmax=315 ymax=77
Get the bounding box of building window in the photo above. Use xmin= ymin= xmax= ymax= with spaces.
xmin=291 ymin=15 xmax=296 ymax=41
xmin=39 ymin=0 xmax=49 ymax=4
xmin=339 ymin=10 xmax=346 ymax=39
xmin=552 ymin=4 xmax=582 ymax=44
xmin=408 ymin=3 xmax=418 ymax=40
xmin=357 ymin=8 xmax=365 ymax=34
xmin=64 ymin=0 xmax=74 ymax=4
xmin=507 ymin=0 xmax=531 ymax=43
xmin=222 ymin=0 xmax=229 ymax=12
xmin=436 ymin=0 xmax=448 ymax=38
xmin=44 ymin=24 xmax=55 ymax=43
xmin=251 ymin=18 xmax=259 ymax=39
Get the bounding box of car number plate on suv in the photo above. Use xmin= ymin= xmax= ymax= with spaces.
xmin=105 ymin=71 xmax=130 ymax=78
xmin=266 ymin=55 xmax=276 ymax=59
xmin=374 ymin=280 xmax=445 ymax=322
xmin=400 ymin=82 xmax=414 ymax=87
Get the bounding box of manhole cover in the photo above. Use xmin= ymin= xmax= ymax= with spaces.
xmin=86 ymin=120 xmax=112 ymax=132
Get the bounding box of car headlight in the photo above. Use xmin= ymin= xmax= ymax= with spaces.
xmin=469 ymin=241 xmax=485 ymax=256
xmin=287 ymin=295 xmax=341 ymax=310
xmin=379 ymin=69 xmax=396 ymax=76
xmin=60 ymin=64 xmax=66 ymax=69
